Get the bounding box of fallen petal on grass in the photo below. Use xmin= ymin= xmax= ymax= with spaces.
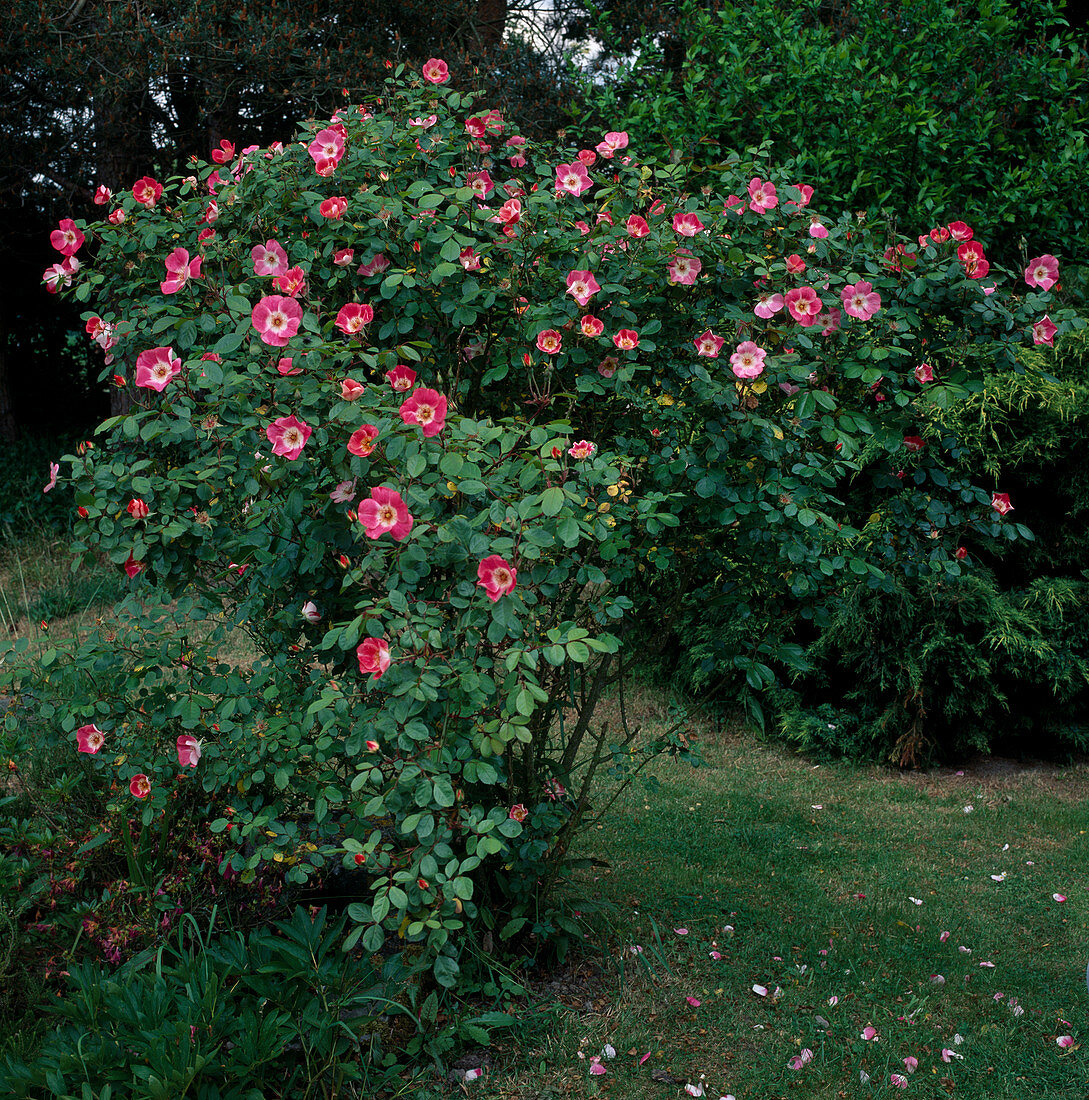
xmin=861 ymin=1025 xmax=879 ymax=1041
xmin=752 ymin=984 xmax=768 ymax=997
xmin=686 ymin=996 xmax=702 ymax=1007
xmin=1053 ymin=893 xmax=1067 ymax=902
xmin=1057 ymin=1035 xmax=1075 ymax=1049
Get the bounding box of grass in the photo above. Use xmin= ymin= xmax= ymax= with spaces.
xmin=3 ymin=528 xmax=1087 ymax=1096
xmin=0 ymin=525 xmax=126 ymax=648
xmin=476 ymin=684 xmax=1089 ymax=1099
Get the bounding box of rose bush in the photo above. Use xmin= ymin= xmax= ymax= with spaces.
xmin=17 ymin=59 xmax=1078 ymax=987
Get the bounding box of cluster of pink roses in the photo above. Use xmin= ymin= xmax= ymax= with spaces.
xmin=75 ymin=723 xmax=202 ymax=799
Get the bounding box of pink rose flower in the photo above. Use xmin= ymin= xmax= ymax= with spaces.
xmin=820 ymin=307 xmax=842 ymax=335
xmin=328 ymin=481 xmax=356 ymax=504
xmin=785 ymin=253 xmax=806 ymax=275
xmin=129 ymin=773 xmax=151 ymax=799
xmin=693 ymin=330 xmax=724 ymax=358
xmin=421 ymin=58 xmax=450 ymax=84
xmin=477 ymin=554 xmax=517 ymax=601
xmin=555 ymin=161 xmax=592 ymax=196
xmin=358 ymin=486 xmax=414 ymax=540
xmin=357 ymin=637 xmax=391 ymax=680
xmin=252 ymin=240 xmax=289 ymax=276
xmin=385 ymin=365 xmax=417 ymax=391
xmin=626 ymin=214 xmax=650 ymax=237
xmin=673 ymin=212 xmax=705 ymax=237
xmin=914 ymin=362 xmax=934 ymax=383
xmin=537 ymin=329 xmax=563 ymax=355
xmin=274 ymin=266 xmax=306 ymax=297
xmin=358 ymin=253 xmax=391 ymax=277
xmin=347 ymin=425 xmax=380 ymax=457
xmin=135 ymin=346 xmax=183 ymax=391
xmin=580 ymin=314 xmax=605 ymax=337
xmin=958 ymin=240 xmax=990 ymax=279
xmin=50 ymin=219 xmax=85 ymax=256
xmin=399 ymin=387 xmax=448 ymax=437
xmin=668 ymin=250 xmax=701 ymax=285
xmin=459 ymin=247 xmax=482 ymax=271
xmin=76 ymin=723 xmax=106 ymax=754
xmin=565 ymin=270 xmax=601 ymax=307
xmin=265 ymin=415 xmax=311 ymax=460
xmin=335 ymin=302 xmax=375 ymax=336
xmin=1032 ymin=314 xmax=1058 ymax=346
xmin=1025 ymin=253 xmax=1059 ymax=291
xmin=465 ymin=170 xmax=494 ymax=199
xmin=754 ymin=292 xmax=785 ymax=319
xmin=319 ymin=195 xmax=348 ymax=219
xmin=340 ymin=378 xmax=365 ymax=401
xmin=252 ymin=295 xmax=302 ymax=347
xmin=160 ymin=247 xmax=202 ymax=294
xmin=613 ymin=329 xmax=639 ymax=350
xmin=568 ymin=439 xmax=596 ymax=459
xmin=132 ymin=177 xmax=162 ymax=206
xmin=177 ymin=734 xmax=202 ymax=768
xmin=991 ymin=492 xmax=1013 ymax=516
xmin=785 ymin=286 xmax=823 ymax=326
xmin=508 ymin=803 xmax=529 ymax=822
xmin=127 ymin=498 xmax=150 ymax=518
xmin=730 ymin=341 xmax=767 ymax=380
xmin=595 ymin=131 xmax=628 ymax=158
xmin=747 ymin=177 xmax=778 ymax=213
xmin=841 ymin=280 xmax=881 ymax=321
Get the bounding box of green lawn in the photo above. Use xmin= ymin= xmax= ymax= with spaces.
xmin=478 ymin=686 xmax=1089 ymax=1099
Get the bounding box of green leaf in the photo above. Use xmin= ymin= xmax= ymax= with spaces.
xmin=541 ymin=486 xmax=565 ymax=516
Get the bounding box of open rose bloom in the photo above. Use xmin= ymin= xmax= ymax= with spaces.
xmin=76 ymin=723 xmax=106 ymax=754
xmin=266 ymin=414 xmax=312 ymax=459
xmin=135 ymin=346 xmax=182 ymax=391
xmin=477 ymin=555 xmax=517 ymax=601
xmin=399 ymin=388 xmax=448 ymax=437
xmin=358 ymin=486 xmax=414 ymax=540
xmin=252 ymin=295 xmax=302 ymax=346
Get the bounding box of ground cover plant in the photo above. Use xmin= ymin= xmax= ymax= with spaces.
xmin=471 ymin=686 xmax=1089 ymax=1098
xmin=2 ymin=51 xmax=1081 ymax=1093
